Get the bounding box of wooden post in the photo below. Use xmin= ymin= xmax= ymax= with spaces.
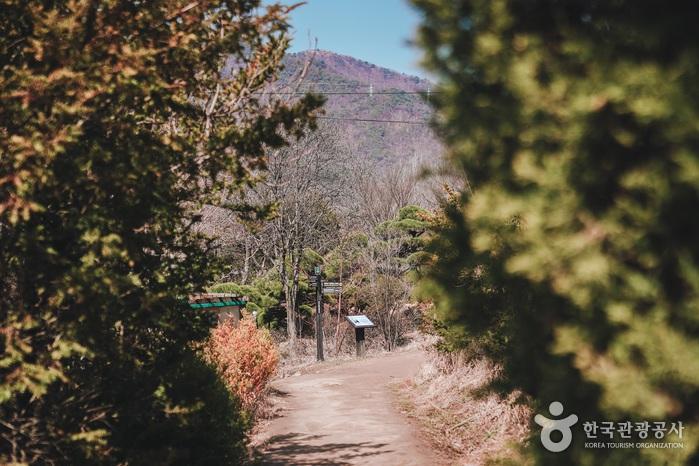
xmin=346 ymin=315 xmax=374 ymax=359
xmin=315 ymin=266 xmax=324 ymax=361
xmin=355 ymin=327 xmax=365 ymax=357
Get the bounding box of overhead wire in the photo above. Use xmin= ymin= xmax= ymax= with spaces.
xmin=317 ymin=116 xmax=431 ymax=125
xmin=258 ymin=90 xmax=438 ymax=96
xmin=257 ymin=83 xmax=436 ymax=125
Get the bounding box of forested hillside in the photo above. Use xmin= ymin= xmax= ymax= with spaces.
xmin=278 ymin=50 xmax=441 ymax=165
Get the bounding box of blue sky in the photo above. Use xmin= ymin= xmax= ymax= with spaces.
xmin=278 ymin=0 xmax=425 ymax=77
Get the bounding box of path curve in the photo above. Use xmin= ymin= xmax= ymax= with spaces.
xmin=255 ymin=349 xmax=441 ymax=465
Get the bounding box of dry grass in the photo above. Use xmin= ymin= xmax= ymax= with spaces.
xmin=273 ymin=328 xmax=438 ymax=377
xmin=271 ymin=317 xmax=409 ymax=376
xmin=398 ymin=348 xmax=532 ymax=465
xmin=273 ymin=332 xmax=361 ymax=378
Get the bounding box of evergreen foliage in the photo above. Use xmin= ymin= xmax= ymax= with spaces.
xmin=414 ymin=1 xmax=699 ymax=464
xmin=210 ymin=278 xmax=283 ymax=327
xmin=0 ymin=1 xmax=320 ymax=463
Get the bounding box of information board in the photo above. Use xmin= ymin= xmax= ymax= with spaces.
xmin=346 ymin=315 xmax=375 ymax=328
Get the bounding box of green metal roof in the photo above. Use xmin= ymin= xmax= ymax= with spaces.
xmin=190 ymin=300 xmax=247 ymax=309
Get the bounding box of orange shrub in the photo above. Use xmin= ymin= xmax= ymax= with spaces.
xmin=204 ymin=318 xmax=279 ymax=412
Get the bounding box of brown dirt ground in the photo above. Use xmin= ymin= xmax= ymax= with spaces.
xmin=252 ymin=349 xmax=446 ymax=465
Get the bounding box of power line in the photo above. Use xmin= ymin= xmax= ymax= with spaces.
xmin=278 ymin=82 xmax=369 ymax=86
xmin=259 ymin=90 xmax=438 ymax=96
xmin=276 ymin=80 xmax=431 ymax=87
xmin=317 ymin=116 xmax=431 ymax=125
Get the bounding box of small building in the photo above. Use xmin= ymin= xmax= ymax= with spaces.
xmin=189 ymin=293 xmax=247 ymax=325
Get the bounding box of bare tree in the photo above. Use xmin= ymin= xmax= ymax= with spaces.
xmin=359 ymin=227 xmax=414 ymax=351
xmin=245 ymin=123 xmax=349 ymax=345
xmin=343 ymin=161 xmax=419 ymax=231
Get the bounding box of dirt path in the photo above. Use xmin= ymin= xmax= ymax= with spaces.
xmin=254 ymin=349 xmax=441 ymax=465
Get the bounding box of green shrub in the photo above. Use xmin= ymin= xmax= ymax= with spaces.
xmin=414 ymin=1 xmax=699 ymax=464
xmin=0 ymin=0 xmax=320 ymax=463
xmin=209 ymin=279 xmax=283 ymax=328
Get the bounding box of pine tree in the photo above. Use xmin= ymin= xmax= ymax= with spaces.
xmin=414 ymin=1 xmax=699 ymax=463
xmin=0 ymin=1 xmax=321 ymax=463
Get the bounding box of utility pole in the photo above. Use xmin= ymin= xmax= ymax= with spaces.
xmin=315 ymin=265 xmax=324 ymax=361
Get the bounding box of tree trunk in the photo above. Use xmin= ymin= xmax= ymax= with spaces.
xmin=291 ymin=243 xmax=302 ymax=338
xmin=241 ymin=236 xmax=250 ymax=284
xmin=279 ymin=249 xmax=296 ymax=346
xmin=335 ymin=254 xmax=343 ymax=355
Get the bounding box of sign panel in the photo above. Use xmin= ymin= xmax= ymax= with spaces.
xmin=346 ymin=315 xmax=375 ymax=328
xmin=322 ymin=280 xmax=341 ymax=295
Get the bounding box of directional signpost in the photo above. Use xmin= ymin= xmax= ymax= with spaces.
xmin=314 ymin=266 xmax=324 ymax=362
xmin=322 ymin=281 xmax=342 ymax=294
xmin=311 ymin=267 xmax=344 ymax=362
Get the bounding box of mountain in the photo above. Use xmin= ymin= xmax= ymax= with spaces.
xmin=278 ymin=50 xmax=441 ymax=165
xmin=282 ymin=50 xmax=430 ymax=91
